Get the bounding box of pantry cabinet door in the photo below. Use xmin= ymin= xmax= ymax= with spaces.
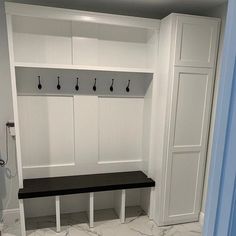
xmin=174 ymin=15 xmax=220 ymax=68
xmin=163 ymin=67 xmax=214 ymax=224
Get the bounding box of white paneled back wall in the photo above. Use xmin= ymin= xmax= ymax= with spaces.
xmin=18 ymin=95 xmax=144 ymax=178
xmin=98 ymin=97 xmax=143 ymax=163
xmin=12 ymin=15 xmax=157 ymax=70
xmin=13 ymin=16 xmax=72 ymax=64
xmin=72 ymin=21 xmax=155 ymax=68
xmin=18 ymin=96 xmax=75 ymax=168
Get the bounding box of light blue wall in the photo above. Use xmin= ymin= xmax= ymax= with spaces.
xmin=201 ymin=2 xmax=228 ymax=213
xmin=203 ymin=0 xmax=236 ymax=234
xmin=228 ymin=175 xmax=236 ymax=236
xmin=214 ymin=58 xmax=236 ymax=235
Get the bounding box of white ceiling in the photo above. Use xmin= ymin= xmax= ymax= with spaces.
xmin=6 ymin=0 xmax=227 ymax=18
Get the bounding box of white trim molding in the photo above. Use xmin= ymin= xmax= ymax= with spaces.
xmin=200 ymin=211 xmax=205 ymax=226
xmin=5 ymin=2 xmax=160 ymax=30
xmin=2 ymin=208 xmax=20 ymax=226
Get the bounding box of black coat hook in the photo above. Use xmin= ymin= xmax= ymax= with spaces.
xmin=110 ymin=79 xmax=114 ymax=92
xmin=93 ymin=78 xmax=97 ymax=92
xmin=126 ymin=80 xmax=130 ymax=93
xmin=75 ymin=77 xmax=79 ymax=91
xmin=37 ymin=76 xmax=42 ymax=90
xmin=57 ymin=76 xmax=61 ymax=90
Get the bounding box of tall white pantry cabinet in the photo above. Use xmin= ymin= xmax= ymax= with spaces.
xmin=5 ymin=2 xmax=220 ymax=229
xmin=154 ymin=14 xmax=220 ymax=225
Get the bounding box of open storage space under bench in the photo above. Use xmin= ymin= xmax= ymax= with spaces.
xmin=19 ymin=171 xmax=155 ymax=230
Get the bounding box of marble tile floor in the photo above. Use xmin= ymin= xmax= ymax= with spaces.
xmin=2 ymin=207 xmax=202 ymax=236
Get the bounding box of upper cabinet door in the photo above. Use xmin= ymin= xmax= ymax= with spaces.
xmin=174 ymin=15 xmax=220 ymax=68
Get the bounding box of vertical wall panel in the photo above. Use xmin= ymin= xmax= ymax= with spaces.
xmin=18 ymin=96 xmax=75 ymax=168
xmin=13 ymin=16 xmax=72 ymax=64
xmin=98 ymin=97 xmax=143 ymax=163
xmin=74 ymin=96 xmax=99 ymax=165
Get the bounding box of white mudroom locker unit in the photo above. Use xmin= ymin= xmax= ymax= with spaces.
xmin=5 ymin=2 xmax=220 ymax=235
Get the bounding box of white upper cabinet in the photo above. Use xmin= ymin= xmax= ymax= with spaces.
xmin=174 ymin=15 xmax=220 ymax=68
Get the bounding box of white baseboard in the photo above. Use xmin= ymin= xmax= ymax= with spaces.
xmin=2 ymin=208 xmax=20 ymax=226
xmin=199 ymin=212 xmax=204 ymax=226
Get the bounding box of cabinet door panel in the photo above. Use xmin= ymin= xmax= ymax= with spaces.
xmin=173 ymin=71 xmax=209 ymax=146
xmin=175 ymin=16 xmax=219 ymax=68
xmin=169 ymin=152 xmax=200 ymax=216
xmin=163 ymin=67 xmax=214 ymax=224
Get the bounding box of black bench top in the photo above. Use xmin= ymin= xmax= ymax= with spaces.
xmin=18 ymin=171 xmax=155 ymax=199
